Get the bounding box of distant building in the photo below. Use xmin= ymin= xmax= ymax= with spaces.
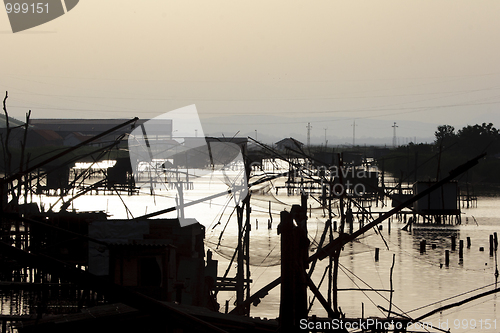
xmin=0 ymin=113 xmax=24 ymax=128
xmin=275 ymin=137 xmax=304 ymax=151
xmin=26 ymin=129 xmax=63 ymax=147
xmin=29 ymin=118 xmax=173 ymax=143
xmin=0 ymin=114 xmax=27 ymax=148
xmin=64 ymin=132 xmax=98 ymax=147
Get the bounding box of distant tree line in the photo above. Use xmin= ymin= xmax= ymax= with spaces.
xmin=379 ymin=123 xmax=500 ymax=193
xmin=434 ymin=123 xmax=500 ymax=156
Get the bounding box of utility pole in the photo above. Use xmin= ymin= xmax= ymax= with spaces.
xmin=306 ymin=123 xmax=312 ymax=147
xmin=352 ymin=120 xmax=357 ymax=147
xmin=392 ymin=122 xmax=398 ymax=148
xmin=324 ymin=128 xmax=328 ymax=147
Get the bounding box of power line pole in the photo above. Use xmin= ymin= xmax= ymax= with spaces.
xmin=324 ymin=128 xmax=328 ymax=147
xmin=306 ymin=122 xmax=312 ymax=147
xmin=352 ymin=120 xmax=357 ymax=147
xmin=392 ymin=122 xmax=398 ymax=148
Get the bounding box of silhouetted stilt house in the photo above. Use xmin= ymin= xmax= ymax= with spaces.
xmin=412 ymin=180 xmax=461 ymax=225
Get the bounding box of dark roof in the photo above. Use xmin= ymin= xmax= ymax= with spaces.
xmin=32 ymin=129 xmax=63 ymax=141
xmin=65 ymin=132 xmax=95 ymax=142
xmin=275 ymin=137 xmax=304 ymax=146
xmin=29 ymin=119 xmax=170 ymax=134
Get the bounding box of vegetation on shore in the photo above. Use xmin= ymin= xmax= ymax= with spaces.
xmin=379 ymin=123 xmax=500 ymax=194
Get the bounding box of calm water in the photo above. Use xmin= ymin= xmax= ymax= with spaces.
xmin=11 ymin=173 xmax=500 ymax=333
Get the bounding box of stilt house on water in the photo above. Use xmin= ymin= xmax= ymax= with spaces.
xmin=412 ymin=180 xmax=461 ymax=225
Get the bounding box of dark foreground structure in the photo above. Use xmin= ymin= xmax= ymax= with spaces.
xmin=0 ymin=113 xmax=494 ymax=332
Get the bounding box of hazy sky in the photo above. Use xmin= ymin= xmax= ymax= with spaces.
xmin=1 ymin=1 xmax=500 ymax=143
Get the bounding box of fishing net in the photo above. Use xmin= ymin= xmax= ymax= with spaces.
xmin=204 ymin=192 xmax=386 ymax=268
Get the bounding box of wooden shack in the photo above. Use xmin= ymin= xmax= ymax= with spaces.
xmin=106 ymin=157 xmax=135 ymax=191
xmin=412 ymin=180 xmax=461 ymax=224
xmin=88 ymin=218 xmax=217 ymax=308
xmin=43 ymin=164 xmax=71 ymax=195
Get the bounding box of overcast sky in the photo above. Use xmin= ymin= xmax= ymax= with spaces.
xmin=1 ymin=1 xmax=500 ymax=144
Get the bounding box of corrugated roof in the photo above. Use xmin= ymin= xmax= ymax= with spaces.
xmin=33 ymin=129 xmax=63 ymax=141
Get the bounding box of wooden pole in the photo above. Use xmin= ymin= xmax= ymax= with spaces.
xmin=420 ymin=240 xmax=426 ymax=254
xmin=388 ymin=254 xmax=395 ymax=318
xmin=235 ymin=206 xmax=244 ymax=315
xmin=490 ymin=235 xmax=494 ymax=257
xmin=459 ymin=240 xmax=464 ymax=260
xmin=332 ymin=251 xmax=340 ymax=313
xmin=279 ymin=211 xmax=294 ymax=332
xmin=244 ymin=195 xmax=251 ymax=316
xmin=268 ymin=201 xmax=273 ymax=227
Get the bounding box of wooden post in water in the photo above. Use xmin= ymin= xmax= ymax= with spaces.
xmin=494 ymin=232 xmax=498 ymax=251
xmin=459 ymin=240 xmax=464 ymax=260
xmin=451 ymin=235 xmax=456 ymax=251
xmin=490 ymin=235 xmax=494 ymax=257
xmin=420 ymin=240 xmax=426 ymax=254
xmin=268 ymin=201 xmax=273 ymax=227
xmin=375 ymin=248 xmax=380 ymax=261
xmin=467 ymin=237 xmax=471 ymax=249
xmin=445 ymin=250 xmax=450 ymax=267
